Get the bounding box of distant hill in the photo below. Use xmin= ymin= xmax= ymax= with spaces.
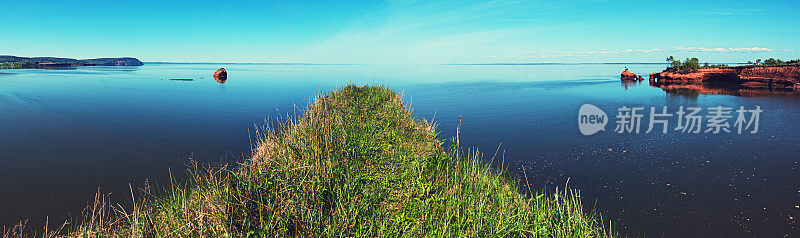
xmin=0 ymin=55 xmax=143 ymax=67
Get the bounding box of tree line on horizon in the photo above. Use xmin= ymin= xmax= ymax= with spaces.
xmin=665 ymin=56 xmax=799 ymax=73
xmin=746 ymin=58 xmax=800 ymax=67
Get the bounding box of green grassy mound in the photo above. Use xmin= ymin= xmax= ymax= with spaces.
xmin=10 ymin=85 xmax=613 ymax=237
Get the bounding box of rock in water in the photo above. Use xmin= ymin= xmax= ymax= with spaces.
xmin=214 ymin=68 xmax=227 ymax=83
xmin=620 ymin=68 xmax=642 ymax=81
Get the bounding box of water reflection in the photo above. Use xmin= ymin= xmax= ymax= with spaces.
xmin=619 ymin=75 xmax=800 ymax=99
xmin=621 ymin=80 xmax=642 ymax=90
xmin=649 ymin=80 xmax=800 ymax=98
xmin=1 ymin=64 xmax=799 ymax=237
xmin=35 ymin=66 xmax=77 ymax=70
xmin=85 ymin=66 xmax=141 ymax=72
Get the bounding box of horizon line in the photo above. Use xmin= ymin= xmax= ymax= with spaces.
xmin=144 ymin=62 xmax=754 ymax=65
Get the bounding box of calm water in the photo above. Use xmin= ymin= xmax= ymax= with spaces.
xmin=1 ymin=64 xmax=798 ymax=236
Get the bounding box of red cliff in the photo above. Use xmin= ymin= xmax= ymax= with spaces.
xmin=649 ymin=66 xmax=800 ymax=90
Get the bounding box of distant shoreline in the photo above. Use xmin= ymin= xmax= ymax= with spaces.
xmin=144 ymin=62 xmax=745 ymax=65
xmin=144 ymin=62 xmax=357 ymax=65
xmin=0 ymin=60 xmax=755 ymax=67
xmin=448 ymin=62 xmax=752 ymax=66
xmin=0 ymin=55 xmax=143 ymax=68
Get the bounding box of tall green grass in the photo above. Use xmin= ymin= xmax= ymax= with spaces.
xmin=5 ymin=85 xmax=613 ymax=237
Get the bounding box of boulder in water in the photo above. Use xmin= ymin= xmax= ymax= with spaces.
xmin=620 ymin=68 xmax=642 ymax=81
xmin=213 ymin=68 xmax=227 ymax=83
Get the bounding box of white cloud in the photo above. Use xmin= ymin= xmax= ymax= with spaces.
xmin=509 ymin=46 xmax=792 ymax=58
xmin=658 ymin=47 xmax=788 ymax=53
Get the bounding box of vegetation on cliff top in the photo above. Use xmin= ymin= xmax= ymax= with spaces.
xmin=746 ymin=58 xmax=800 ymax=67
xmin=5 ymin=86 xmax=611 ymax=237
xmin=665 ymin=56 xmax=727 ymax=73
xmin=665 ymin=56 xmax=800 ymax=74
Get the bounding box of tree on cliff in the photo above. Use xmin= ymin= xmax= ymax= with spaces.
xmin=763 ymin=58 xmax=785 ymax=66
xmin=665 ymin=56 xmax=701 ymax=73
xmin=666 ymin=56 xmax=681 ymax=70
xmin=683 ymin=57 xmax=700 ymax=70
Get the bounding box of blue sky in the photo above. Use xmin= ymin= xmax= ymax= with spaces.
xmin=1 ymin=0 xmax=798 ymax=63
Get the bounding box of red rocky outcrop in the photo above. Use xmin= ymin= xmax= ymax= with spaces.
xmin=620 ymin=69 xmax=644 ymax=81
xmin=649 ymin=66 xmax=800 ymax=90
xmin=214 ymin=68 xmax=227 ymax=83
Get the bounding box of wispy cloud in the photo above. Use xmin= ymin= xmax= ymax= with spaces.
xmin=307 ymin=0 xmax=547 ymax=63
xmin=507 ymin=47 xmax=792 ymax=58
xmin=654 ymin=47 xmax=789 ymax=53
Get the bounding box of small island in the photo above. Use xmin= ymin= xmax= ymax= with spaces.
xmin=648 ymin=56 xmax=800 ymax=96
xmin=0 ymin=55 xmax=143 ymax=68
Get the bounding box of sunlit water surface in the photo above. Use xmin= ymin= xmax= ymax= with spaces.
xmin=1 ymin=64 xmax=798 ymax=237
